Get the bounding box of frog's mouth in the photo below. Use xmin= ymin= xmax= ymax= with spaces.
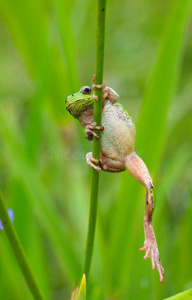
xmin=65 ymin=98 xmax=92 ymax=111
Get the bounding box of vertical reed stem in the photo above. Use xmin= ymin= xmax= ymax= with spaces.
xmin=83 ymin=0 xmax=106 ymax=278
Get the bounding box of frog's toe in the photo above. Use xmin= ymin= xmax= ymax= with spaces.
xmin=85 ymin=123 xmax=104 ymax=140
xmin=85 ymin=125 xmax=99 ymax=140
xmin=93 ymin=94 xmax=99 ymax=101
xmin=95 ymin=125 xmax=104 ymax=131
xmin=140 ymin=240 xmax=164 ymax=283
xmin=85 ymin=129 xmax=99 ymax=140
xmin=92 ymin=83 xmax=106 ymax=90
xmin=92 ymin=77 xmax=106 ymax=101
xmin=92 ymin=83 xmax=106 ymax=101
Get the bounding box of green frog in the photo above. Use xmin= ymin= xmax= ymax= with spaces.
xmin=65 ymin=79 xmax=164 ymax=283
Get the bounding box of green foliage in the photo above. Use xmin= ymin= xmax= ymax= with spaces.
xmin=70 ymin=274 xmax=86 ymax=300
xmin=164 ymin=288 xmax=192 ymax=300
xmin=0 ymin=0 xmax=192 ymax=299
xmin=0 ymin=192 xmax=45 ymax=299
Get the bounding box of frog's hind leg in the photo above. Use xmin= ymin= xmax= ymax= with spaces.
xmin=86 ymin=153 xmax=125 ymax=172
xmin=100 ymin=155 xmax=126 ymax=172
xmin=124 ymin=151 xmax=164 ymax=283
xmin=86 ymin=152 xmax=101 ymax=172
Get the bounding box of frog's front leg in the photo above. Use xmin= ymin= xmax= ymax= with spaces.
xmin=85 ymin=122 xmax=104 ymax=140
xmin=92 ymin=75 xmax=119 ymax=103
xmin=125 ymin=152 xmax=165 ymax=283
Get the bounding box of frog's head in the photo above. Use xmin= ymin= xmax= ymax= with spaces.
xmin=65 ymin=86 xmax=94 ymax=118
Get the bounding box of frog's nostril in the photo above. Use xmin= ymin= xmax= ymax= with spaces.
xmin=72 ymin=94 xmax=74 ymax=96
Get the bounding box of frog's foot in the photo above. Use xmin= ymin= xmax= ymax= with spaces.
xmin=92 ymin=84 xmax=106 ymax=101
xmin=92 ymin=75 xmax=119 ymax=102
xmin=86 ymin=152 xmax=101 ymax=172
xmin=92 ymin=74 xmax=104 ymax=87
xmin=139 ymin=223 xmax=165 ymax=283
xmin=85 ymin=122 xmax=104 ymax=140
xmin=92 ymin=74 xmax=106 ymax=101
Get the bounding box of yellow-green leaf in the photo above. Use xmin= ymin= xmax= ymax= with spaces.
xmin=164 ymin=289 xmax=192 ymax=300
xmin=76 ymin=274 xmax=86 ymax=300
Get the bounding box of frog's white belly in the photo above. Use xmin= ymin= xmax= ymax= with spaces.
xmin=101 ymin=101 xmax=136 ymax=161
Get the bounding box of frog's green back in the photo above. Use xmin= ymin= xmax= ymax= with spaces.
xmin=115 ymin=102 xmax=130 ymax=117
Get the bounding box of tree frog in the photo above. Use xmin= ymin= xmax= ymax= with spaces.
xmin=65 ymin=78 xmax=164 ymax=283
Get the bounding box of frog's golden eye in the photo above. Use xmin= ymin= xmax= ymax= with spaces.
xmin=81 ymin=86 xmax=92 ymax=95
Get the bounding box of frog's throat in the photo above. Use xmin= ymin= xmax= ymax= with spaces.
xmin=66 ymin=98 xmax=94 ymax=119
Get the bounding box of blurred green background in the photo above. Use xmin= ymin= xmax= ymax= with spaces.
xmin=0 ymin=0 xmax=192 ymax=299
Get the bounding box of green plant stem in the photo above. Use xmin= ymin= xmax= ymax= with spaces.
xmin=0 ymin=192 xmax=45 ymax=300
xmin=83 ymin=0 xmax=106 ymax=278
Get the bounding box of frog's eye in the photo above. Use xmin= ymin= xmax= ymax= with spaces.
xmin=81 ymin=86 xmax=92 ymax=95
